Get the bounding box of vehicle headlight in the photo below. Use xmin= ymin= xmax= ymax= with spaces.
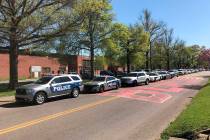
xmin=26 ymin=89 xmax=35 ymax=94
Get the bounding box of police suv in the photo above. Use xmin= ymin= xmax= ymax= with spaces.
xmin=121 ymin=72 xmax=150 ymax=86
xmin=15 ymin=74 xmax=83 ymax=105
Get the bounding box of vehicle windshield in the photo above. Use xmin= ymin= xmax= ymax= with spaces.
xmin=35 ymin=77 xmax=53 ymax=84
xmin=127 ymin=73 xmax=138 ymax=77
xmin=93 ymin=77 xmax=106 ymax=82
xmin=158 ymin=72 xmax=166 ymax=74
xmin=148 ymin=73 xmax=157 ymax=76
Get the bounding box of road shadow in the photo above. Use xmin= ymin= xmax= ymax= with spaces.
xmin=0 ymin=102 xmax=31 ymax=108
xmin=0 ymin=95 xmax=75 ymax=108
xmin=181 ymin=85 xmax=204 ymax=90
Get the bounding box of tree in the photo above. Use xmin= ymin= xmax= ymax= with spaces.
xmin=198 ymin=48 xmax=210 ymax=68
xmin=107 ymin=23 xmax=149 ymax=73
xmin=152 ymin=42 xmax=166 ymax=69
xmin=103 ymin=38 xmax=122 ymax=67
xmin=171 ymin=39 xmax=187 ymax=68
xmin=140 ymin=9 xmax=165 ymax=70
xmin=189 ymin=45 xmax=202 ymax=68
xmin=162 ymin=28 xmax=174 ymax=70
xmin=0 ymin=0 xmax=84 ymax=89
xmin=75 ymin=0 xmax=113 ymax=79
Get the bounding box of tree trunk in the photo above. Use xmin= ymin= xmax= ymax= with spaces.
xmin=149 ymin=42 xmax=152 ymax=70
xmin=167 ymin=49 xmax=170 ymax=70
xmin=145 ymin=51 xmax=149 ymax=70
xmin=90 ymin=46 xmax=94 ymax=79
xmin=90 ymin=31 xmax=95 ymax=79
xmin=9 ymin=36 xmax=18 ymax=89
xmin=127 ymin=48 xmax=130 ymax=73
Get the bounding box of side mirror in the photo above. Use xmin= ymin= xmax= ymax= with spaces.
xmin=50 ymin=81 xmax=55 ymax=86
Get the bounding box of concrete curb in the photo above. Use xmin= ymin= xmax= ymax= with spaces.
xmin=169 ymin=137 xmax=187 ymax=140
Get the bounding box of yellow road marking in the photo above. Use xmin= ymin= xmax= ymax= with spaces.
xmin=0 ymin=96 xmax=119 ymax=135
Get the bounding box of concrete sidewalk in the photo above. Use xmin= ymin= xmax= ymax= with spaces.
xmin=0 ymin=96 xmax=15 ymax=102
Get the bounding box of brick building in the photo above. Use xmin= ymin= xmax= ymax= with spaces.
xmin=0 ymin=49 xmax=101 ymax=80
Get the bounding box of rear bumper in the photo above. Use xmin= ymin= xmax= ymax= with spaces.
xmin=79 ymin=85 xmax=84 ymax=92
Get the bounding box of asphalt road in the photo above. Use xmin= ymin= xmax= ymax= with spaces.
xmin=0 ymin=72 xmax=209 ymax=140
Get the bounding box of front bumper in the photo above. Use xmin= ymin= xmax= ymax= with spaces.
xmin=15 ymin=94 xmax=34 ymax=102
xmin=15 ymin=89 xmax=35 ymax=102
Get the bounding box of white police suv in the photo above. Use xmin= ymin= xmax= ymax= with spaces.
xmin=15 ymin=74 xmax=83 ymax=105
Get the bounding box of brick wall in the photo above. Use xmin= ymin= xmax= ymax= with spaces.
xmin=0 ymin=53 xmax=65 ymax=80
xmin=0 ymin=52 xmax=105 ymax=80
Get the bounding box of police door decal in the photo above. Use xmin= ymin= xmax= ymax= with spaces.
xmin=51 ymin=83 xmax=72 ymax=93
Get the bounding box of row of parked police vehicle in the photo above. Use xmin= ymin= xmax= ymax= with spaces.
xmin=15 ymin=68 xmax=203 ymax=105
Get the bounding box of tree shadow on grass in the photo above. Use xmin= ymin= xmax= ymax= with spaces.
xmin=0 ymin=81 xmax=34 ymax=92
xmin=181 ymin=85 xmax=205 ymax=90
xmin=0 ymin=84 xmax=11 ymax=92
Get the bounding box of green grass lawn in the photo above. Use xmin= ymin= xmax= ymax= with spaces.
xmin=161 ymin=80 xmax=210 ymax=140
xmin=0 ymin=90 xmax=15 ymax=97
xmin=0 ymin=84 xmax=15 ymax=97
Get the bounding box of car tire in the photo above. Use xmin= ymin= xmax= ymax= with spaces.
xmin=133 ymin=80 xmax=138 ymax=87
xmin=99 ymin=86 xmax=104 ymax=93
xmin=71 ymin=88 xmax=80 ymax=98
xmin=115 ymin=83 xmax=120 ymax=89
xmin=145 ymin=79 xmax=149 ymax=85
xmin=34 ymin=92 xmax=46 ymax=105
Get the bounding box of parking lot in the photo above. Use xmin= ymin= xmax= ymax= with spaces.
xmin=0 ymin=71 xmax=209 ymax=140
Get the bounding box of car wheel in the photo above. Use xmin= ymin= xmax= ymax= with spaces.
xmin=133 ymin=81 xmax=138 ymax=87
xmin=71 ymin=88 xmax=80 ymax=98
xmin=99 ymin=86 xmax=104 ymax=93
xmin=34 ymin=92 xmax=46 ymax=105
xmin=145 ymin=79 xmax=149 ymax=85
xmin=115 ymin=83 xmax=119 ymax=89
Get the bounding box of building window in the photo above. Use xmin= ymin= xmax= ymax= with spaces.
xmin=59 ymin=66 xmax=66 ymax=74
xmin=83 ymin=60 xmax=90 ymax=68
xmin=42 ymin=67 xmax=51 ymax=74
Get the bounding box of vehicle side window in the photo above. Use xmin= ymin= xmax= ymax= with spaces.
xmin=71 ymin=76 xmax=80 ymax=81
xmin=51 ymin=78 xmax=62 ymax=84
xmin=110 ymin=77 xmax=115 ymax=81
xmin=106 ymin=77 xmax=114 ymax=82
xmin=138 ymin=73 xmax=145 ymax=76
xmin=60 ymin=76 xmax=72 ymax=83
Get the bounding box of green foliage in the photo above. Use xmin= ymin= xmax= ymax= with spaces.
xmin=103 ymin=23 xmax=149 ymax=69
xmin=0 ymin=0 xmax=83 ymax=47
xmin=161 ymin=80 xmax=210 ymax=139
xmin=94 ymin=56 xmax=107 ymax=70
xmin=78 ymin=0 xmax=113 ymax=49
xmin=152 ymin=42 xmax=167 ymax=69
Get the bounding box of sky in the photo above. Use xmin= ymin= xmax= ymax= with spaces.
xmin=111 ymin=0 xmax=210 ymax=47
